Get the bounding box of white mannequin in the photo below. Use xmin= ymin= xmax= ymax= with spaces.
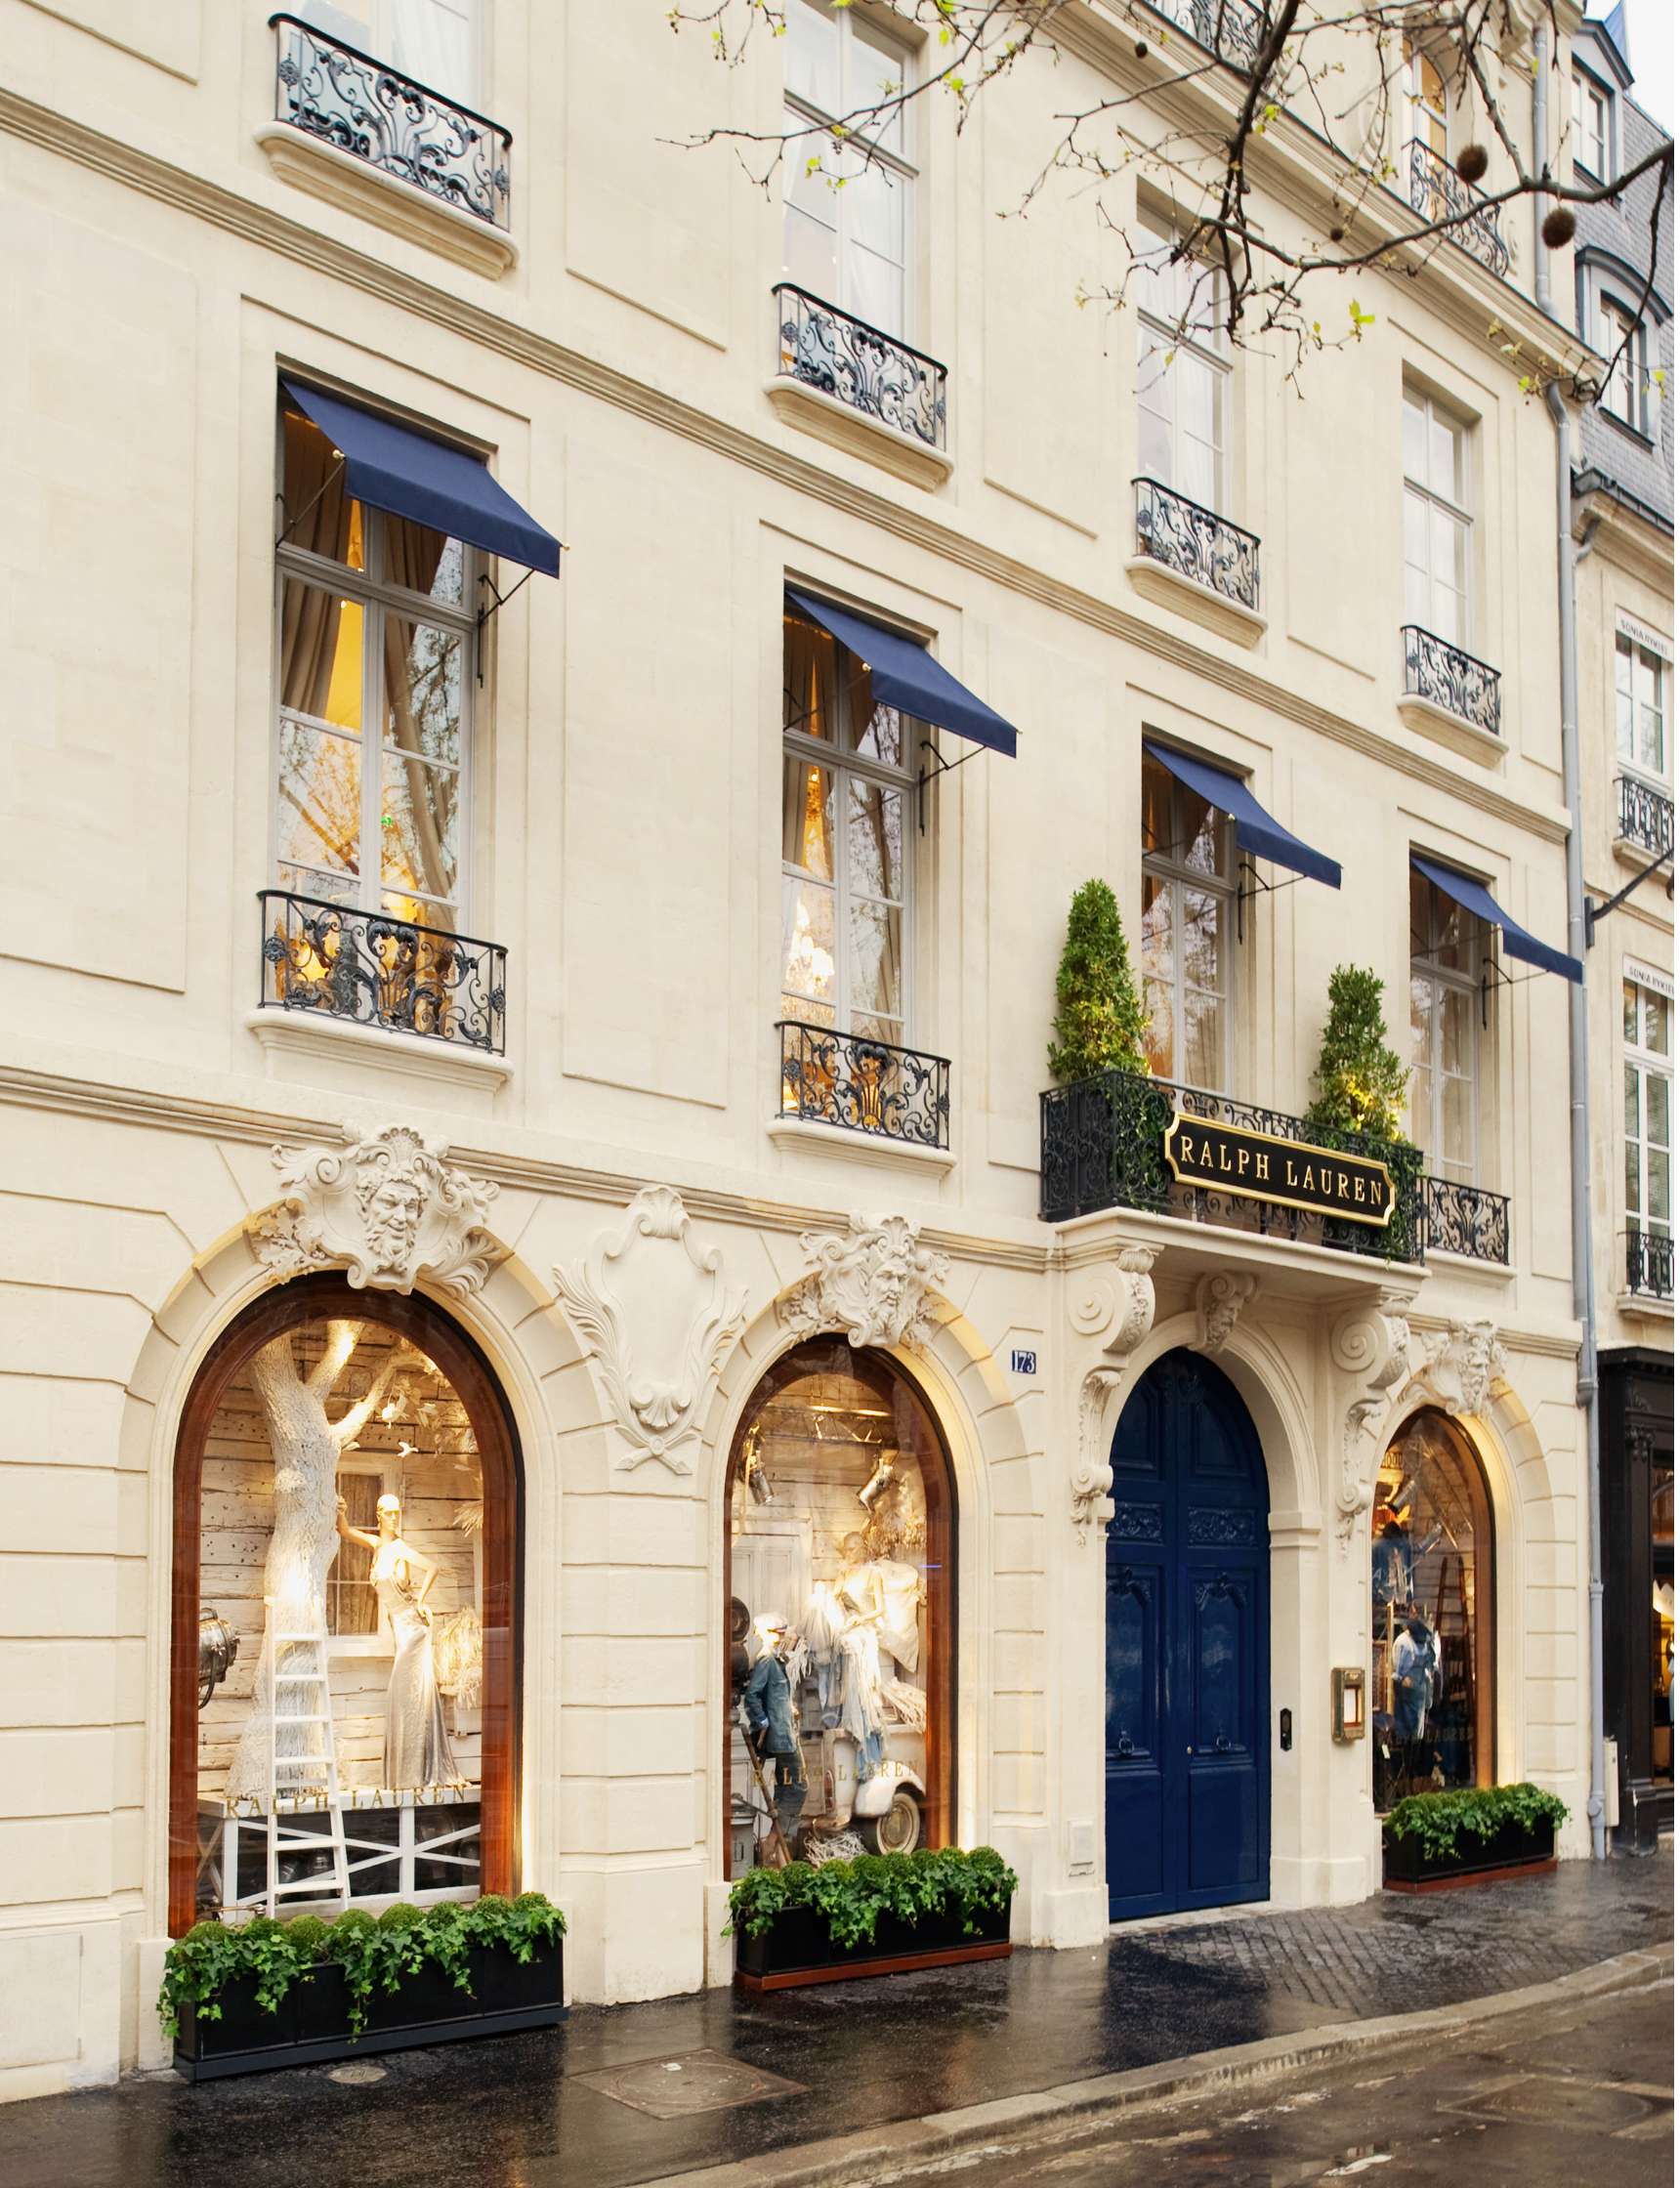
xmin=337 ymin=1491 xmax=457 ymax=1789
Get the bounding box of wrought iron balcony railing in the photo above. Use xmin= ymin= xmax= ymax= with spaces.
xmin=1617 ymin=773 xmax=1675 ymax=860
xmin=1401 ymin=625 xmax=1502 ymax=739
xmin=1627 ymin=1227 xmax=1674 ymax=1301
xmin=270 ymin=13 xmax=512 ymax=231
xmin=1406 ymin=138 xmax=1509 ymax=279
xmin=1135 ymin=478 xmax=1262 ymax=611
xmin=1418 ymin=1174 xmax=1510 ymax=1264
xmin=778 ymin=1020 xmax=951 ymax=1150
xmin=774 ymin=285 xmax=946 ymax=451
xmin=260 ymin=891 xmax=507 ymax=1055
xmin=1142 ymin=0 xmax=1265 ymax=72
xmin=1039 ymin=1071 xmax=1419 ymax=1261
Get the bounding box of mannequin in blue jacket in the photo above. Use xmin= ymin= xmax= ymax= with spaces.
xmin=744 ymin=1617 xmax=807 ymax=1854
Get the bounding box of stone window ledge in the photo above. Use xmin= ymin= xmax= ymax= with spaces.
xmin=766 ymin=1115 xmax=956 ymax=1175
xmin=1123 ymin=556 xmax=1267 ymax=650
xmin=254 ymin=124 xmax=519 ymax=279
xmin=1617 ymin=1288 xmax=1675 ymax=1323
xmin=244 ymin=1006 xmax=513 ymax=1103
xmin=762 ymin=377 xmax=954 ymax=491
xmin=1396 ymin=692 xmax=1505 ymax=768
xmin=1422 ymin=1244 xmax=1517 ymax=1284
xmin=1613 ymin=830 xmax=1673 ymax=871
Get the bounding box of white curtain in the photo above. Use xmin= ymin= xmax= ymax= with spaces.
xmin=387 ymin=0 xmax=479 ymax=104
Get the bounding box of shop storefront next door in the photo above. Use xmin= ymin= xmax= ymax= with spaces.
xmin=1105 ymin=1351 xmax=1270 ymax=1919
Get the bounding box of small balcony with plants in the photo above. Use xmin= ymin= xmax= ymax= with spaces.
xmin=260 ymin=13 xmax=517 ymax=276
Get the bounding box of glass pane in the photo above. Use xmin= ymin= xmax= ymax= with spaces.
xmin=1410 ymin=975 xmax=1435 ymax=1070
xmin=1650 ymin=996 xmax=1672 ymax=1059
xmin=783 ymin=201 xmax=840 ymax=300
xmin=276 ymin=721 xmax=360 ymax=885
xmin=1402 ymin=394 xmax=1426 ymax=487
xmin=1409 ymin=869 xmax=1430 ymax=957
xmin=846 ymin=242 xmax=904 ymax=339
xmin=847 ymin=778 xmax=903 ymax=904
xmin=783 ymin=758 xmax=836 ymax=879
xmin=381 ymin=748 xmax=459 ymax=912
xmin=1370 ymin=1412 xmax=1489 ymax=1812
xmin=1641 ymin=699 xmax=1665 ymax=776
xmin=1141 ymin=752 xmax=1173 ymax=857
xmin=1428 ymin=406 xmax=1461 ymax=504
xmin=785 ymin=0 xmax=841 ymax=113
xmin=1179 ymin=355 xmax=1217 ymax=453
xmin=1626 ymin=1062 xmax=1642 ymax=1141
xmin=281 ymin=409 xmax=362 ymax=569
xmin=849 ymin=159 xmax=905 ymax=268
xmin=1441 ymin=1073 xmax=1474 ymax=1173
xmin=852 ymin=699 xmax=903 ymax=770
xmin=384 ymin=615 xmax=462 ymax=770
xmin=1182 ymin=790 xmax=1229 ymax=879
xmin=853 ymin=16 xmax=908 ymax=157
xmin=1649 ymin=1073 xmax=1671 ymax=1150
xmin=1625 ymin=980 xmax=1642 ymax=1045
xmin=1617 ymin=638 xmax=1634 ymax=696
xmin=1440 ymin=986 xmax=1472 ymax=1076
xmin=1180 ymin=887 xmax=1226 ymax=995
xmin=1627 ymin=1134 xmax=1642 ymax=1218
xmin=1137 ymin=397 xmax=1173 ymax=488
xmin=849 ymin=898 xmax=903 ymax=1024
xmin=781 ymin=876 xmax=837 ymax=1009
xmin=1182 ymin=983 xmax=1225 ymax=1091
xmin=1180 ymin=430 xmax=1219 ymax=515
xmin=279 ymin=583 xmax=363 ymax=731
xmin=785 ymin=614 xmax=836 ymax=742
xmin=1410 ymin=1062 xmax=1434 ymax=1157
xmin=1144 ymin=977 xmax=1174 ymax=1079
xmin=1140 ymin=870 xmax=1174 ymax=983
xmin=384 ymin=512 xmax=462 ymax=608
xmin=1651 ymin=1147 xmax=1672 ymax=1225
xmin=1435 ymin=889 xmax=1474 ymax=976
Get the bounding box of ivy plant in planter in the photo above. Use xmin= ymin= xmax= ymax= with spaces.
xmin=162 ymin=1892 xmax=567 ymax=2080
xmin=1382 ymin=1783 xmax=1568 ymax=1891
xmin=727 ymin=1847 xmax=1018 ymax=1991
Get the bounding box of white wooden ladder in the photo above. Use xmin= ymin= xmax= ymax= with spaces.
xmin=262 ymin=1608 xmax=351 ymax=1917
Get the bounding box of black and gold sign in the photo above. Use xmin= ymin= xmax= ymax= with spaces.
xmin=1163 ymin=1115 xmax=1395 ymax=1229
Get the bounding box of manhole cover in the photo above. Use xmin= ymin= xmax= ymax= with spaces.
xmin=325 ymin=2061 xmax=388 ymax=2086
xmin=572 ymin=2047 xmax=806 ymax=2119
xmin=1442 ymin=2074 xmax=1655 ymax=2133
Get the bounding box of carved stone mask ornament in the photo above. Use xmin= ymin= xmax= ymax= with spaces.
xmin=253 ymin=1121 xmax=502 ymax=1296
xmin=777 ymin=1214 xmax=949 ymax=1354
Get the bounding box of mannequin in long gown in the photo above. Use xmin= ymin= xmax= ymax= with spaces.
xmin=336 ymin=1491 xmax=458 ymax=1790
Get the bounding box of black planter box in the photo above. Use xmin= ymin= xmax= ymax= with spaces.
xmin=173 ymin=1939 xmax=565 ymax=2081
xmin=734 ymin=1896 xmax=1012 ymax=1991
xmin=1383 ymin=1816 xmax=1556 ymax=1892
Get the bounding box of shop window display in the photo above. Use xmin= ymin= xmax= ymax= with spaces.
xmin=727 ymin=1341 xmax=952 ymax=1873
xmin=1370 ymin=1410 xmax=1493 ymax=1813
xmin=1654 ymin=1462 xmax=1675 ymax=1787
xmin=191 ymin=1316 xmax=489 ymax=1919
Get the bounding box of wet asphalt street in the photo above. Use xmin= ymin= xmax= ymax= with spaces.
xmin=879 ymin=1975 xmax=1674 ymax=2188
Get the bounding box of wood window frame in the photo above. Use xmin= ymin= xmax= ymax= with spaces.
xmin=1402 ymin=385 xmax=1473 ymax=651
xmin=1134 ymin=215 xmax=1233 ymax=517
xmin=1623 ymin=972 xmax=1673 ymax=1241
xmin=721 ymin=1337 xmax=956 ymax=1879
xmin=167 ymin=1274 xmax=522 ymax=1937
xmin=1409 ymin=866 xmax=1484 ymax=1187
xmin=1140 ymin=747 xmax=1238 ymax=1097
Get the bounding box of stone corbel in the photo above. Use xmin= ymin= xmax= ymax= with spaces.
xmin=1330 ymin=1290 xmax=1413 ymax=1545
xmin=1069 ymin=1245 xmax=1159 ymax=1541
xmin=251 ymin=1120 xmax=502 ymax=1296
xmin=1196 ymin=1270 xmax=1259 ymax=1353
xmin=554 ymin=1186 xmax=747 ymax=1475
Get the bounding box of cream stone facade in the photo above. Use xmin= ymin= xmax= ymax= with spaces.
xmin=0 ymin=0 xmax=1615 ymax=2103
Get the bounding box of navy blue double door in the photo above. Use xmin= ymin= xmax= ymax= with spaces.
xmin=1105 ymin=1351 xmax=1270 ymax=1920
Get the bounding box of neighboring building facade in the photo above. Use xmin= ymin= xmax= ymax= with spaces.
xmin=1570 ymin=5 xmax=1676 ymax=1851
xmin=0 ymin=0 xmax=1609 ymax=2100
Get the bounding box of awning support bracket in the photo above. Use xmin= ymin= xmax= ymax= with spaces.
xmin=476 ymin=567 xmax=535 ymax=685
xmin=1584 ymin=846 xmax=1675 ymax=945
xmin=1235 ymin=856 xmax=1302 ymax=944
xmin=917 ymin=736 xmax=987 ymax=834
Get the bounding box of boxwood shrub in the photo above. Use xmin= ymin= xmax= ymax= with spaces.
xmin=1382 ymin=1782 xmax=1568 ymax=1864
xmin=726 ymin=1846 xmax=1018 ymax=1954
xmin=159 ymin=1891 xmax=566 ymax=2041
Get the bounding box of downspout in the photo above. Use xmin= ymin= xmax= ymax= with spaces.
xmin=1536 ymin=26 xmax=1607 ymax=1861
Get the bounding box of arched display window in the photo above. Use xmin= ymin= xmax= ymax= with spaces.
xmin=724 ymin=1339 xmax=954 ymax=1874
xmin=1369 ymin=1408 xmax=1493 ymax=1812
xmin=169 ymin=1276 xmax=520 ymax=1935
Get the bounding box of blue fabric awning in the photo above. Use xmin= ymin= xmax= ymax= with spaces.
xmin=786 ymin=588 xmax=1017 ymax=758
xmin=1410 ymin=855 xmax=1582 ymax=983
xmin=282 ymin=379 xmax=562 ymax=578
xmin=1144 ymin=739 xmax=1340 ymax=890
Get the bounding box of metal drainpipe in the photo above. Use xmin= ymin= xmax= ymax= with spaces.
xmin=1536 ymin=25 xmax=1607 ymax=1861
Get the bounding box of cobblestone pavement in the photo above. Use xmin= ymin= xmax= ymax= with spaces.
xmin=870 ymin=1968 xmax=1675 ymax=2188
xmin=0 ymin=1846 xmax=1668 ymax=2188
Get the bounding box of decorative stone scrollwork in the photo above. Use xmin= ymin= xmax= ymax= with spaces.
xmin=1196 ymin=1270 xmax=1259 ymax=1353
xmin=252 ymin=1121 xmax=502 ymax=1296
xmin=1331 ymin=1289 xmax=1414 ymax=1545
xmin=776 ymin=1214 xmax=949 ymax=1354
xmin=1070 ymin=1244 xmax=1159 ymax=1542
xmin=554 ymin=1186 xmax=747 ymax=1476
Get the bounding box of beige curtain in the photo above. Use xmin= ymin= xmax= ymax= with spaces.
xmin=383 ymin=519 xmax=454 ymax=912
xmin=278 ymin=412 xmax=354 ymax=717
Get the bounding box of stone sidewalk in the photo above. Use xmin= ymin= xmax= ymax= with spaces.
xmin=0 ymin=1847 xmax=1669 ymax=2188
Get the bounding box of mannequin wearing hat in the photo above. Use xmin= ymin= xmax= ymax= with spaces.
xmin=337 ymin=1490 xmax=458 ymax=1791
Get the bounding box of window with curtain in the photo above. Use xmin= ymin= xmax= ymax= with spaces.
xmin=781 ymin=0 xmax=916 ymax=339
xmin=1140 ymin=747 xmax=1234 ymax=1093
xmin=1403 ymin=387 xmax=1471 ymax=649
xmin=1409 ymin=867 xmax=1481 ymax=1186
xmin=1405 ymin=40 xmax=1449 ymax=158
xmin=385 ymin=0 xmax=479 ymax=102
xmin=780 ymin=605 xmax=913 ymax=1046
xmin=1625 ymin=973 xmax=1672 ymax=1247
xmin=1598 ymin=298 xmax=1643 ymax=430
xmin=273 ymin=398 xmax=474 ymax=936
xmin=1573 ymin=68 xmax=1609 ymax=179
xmin=1617 ymin=632 xmax=1667 ymax=776
xmin=1135 ymin=219 xmax=1231 ymax=514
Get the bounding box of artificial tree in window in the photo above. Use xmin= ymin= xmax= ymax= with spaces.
xmin=1047 ymin=879 xmax=1148 ymax=1083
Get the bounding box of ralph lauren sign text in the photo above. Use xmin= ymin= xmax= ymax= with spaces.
xmin=1163 ymin=1115 xmax=1395 ymax=1229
